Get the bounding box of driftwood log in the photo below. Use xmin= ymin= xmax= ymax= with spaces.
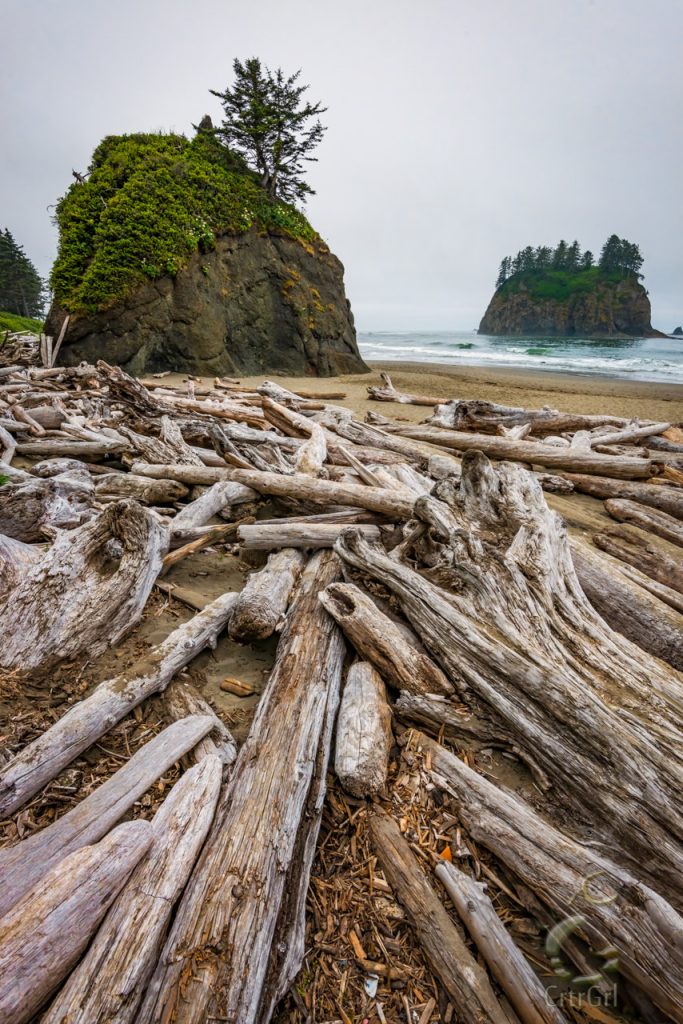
xmin=228 ymin=547 xmax=305 ymax=642
xmin=366 ymin=371 xmax=445 ymax=406
xmin=604 ymin=497 xmax=683 ymax=546
xmin=594 ymin=524 xmax=683 ymax=594
xmin=162 ymin=680 xmax=237 ymax=765
xmin=334 ymin=662 xmax=392 ymax=797
xmin=562 ymin=472 xmax=683 ymax=518
xmin=0 ymin=463 xmax=94 ymax=541
xmin=237 ymin=521 xmax=383 ymax=550
xmin=428 ymin=398 xmax=628 ymax=435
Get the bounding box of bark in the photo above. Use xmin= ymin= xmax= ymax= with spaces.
xmin=394 ymin=691 xmax=510 ymax=748
xmin=0 ymin=464 xmax=95 ymax=541
xmin=418 ymin=730 xmax=683 ymax=1023
xmin=0 ymin=500 xmax=167 ymax=673
xmin=41 ymin=757 xmax=222 ymax=1024
xmin=0 ymin=533 xmax=42 ymax=598
xmin=0 ymin=591 xmax=237 ymax=817
xmin=428 ymin=398 xmax=627 ymax=435
xmin=137 ymin=551 xmax=345 ymax=1024
xmin=366 ymin=371 xmax=445 ymax=405
xmin=388 ymin=425 xmax=656 ymax=479
xmin=237 ymin=521 xmax=383 ymax=549
xmin=170 ymin=478 xmax=258 ymax=532
xmin=334 ymin=661 xmax=393 ymax=797
xmin=604 ymin=497 xmax=683 ymax=547
xmin=369 ymin=810 xmax=514 ymax=1024
xmin=0 ymin=820 xmax=153 ymax=1024
xmin=334 ymin=454 xmax=683 ymax=904
xmin=95 ymin=472 xmax=188 ymax=503
xmin=435 ymin=861 xmax=567 ymax=1024
xmin=0 ymin=715 xmax=213 ymax=919
xmin=562 ymin=473 xmax=683 ymax=518
xmin=593 ymin=524 xmax=683 ymax=594
xmin=0 ymin=422 xmax=16 ymax=463
xmin=228 ymin=547 xmax=305 ymax=642
xmin=319 ymin=581 xmax=453 ymax=697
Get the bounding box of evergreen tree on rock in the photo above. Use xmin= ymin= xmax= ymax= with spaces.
xmin=0 ymin=229 xmax=45 ymax=318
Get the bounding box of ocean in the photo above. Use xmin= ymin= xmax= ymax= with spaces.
xmin=357 ymin=331 xmax=683 ymax=384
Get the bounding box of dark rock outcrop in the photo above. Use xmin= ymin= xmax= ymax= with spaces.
xmin=479 ymin=276 xmax=660 ymax=338
xmin=46 ymin=231 xmax=368 ymax=377
xmin=673 ymin=326 xmax=683 ymax=337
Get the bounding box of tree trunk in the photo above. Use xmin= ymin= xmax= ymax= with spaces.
xmin=95 ymin=472 xmax=188 ymax=504
xmin=366 ymin=371 xmax=445 ymax=406
xmin=418 ymin=730 xmax=683 ymax=1023
xmin=562 ymin=473 xmax=683 ymax=518
xmin=369 ymin=810 xmax=515 ymax=1024
xmin=170 ymin=479 xmax=258 ymax=532
xmin=319 ymin=581 xmax=453 ymax=697
xmin=335 ymin=661 xmax=393 ymax=797
xmin=0 ymin=820 xmax=153 ymax=1024
xmin=228 ymin=547 xmax=305 ymax=642
xmin=41 ymin=757 xmax=222 ymax=1024
xmin=237 ymin=521 xmax=383 ymax=549
xmin=0 ymin=591 xmax=237 ymax=817
xmin=428 ymin=398 xmax=627 ymax=435
xmin=137 ymin=551 xmax=346 ymax=1024
xmin=0 ymin=500 xmax=167 ymax=673
xmin=593 ymin=524 xmax=683 ymax=594
xmin=162 ymin=680 xmax=237 ymax=765
xmin=590 ymin=421 xmax=670 ymax=447
xmin=604 ymin=497 xmax=683 ymax=547
xmin=0 ymin=533 xmax=42 ymax=598
xmin=0 ymin=464 xmax=95 ymax=541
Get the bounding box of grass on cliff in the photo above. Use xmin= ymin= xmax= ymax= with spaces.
xmin=499 ymin=266 xmax=628 ymax=303
xmin=50 ymin=131 xmax=318 ymax=315
xmin=0 ymin=311 xmax=44 ymax=334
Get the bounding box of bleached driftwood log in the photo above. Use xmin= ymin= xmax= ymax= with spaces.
xmin=95 ymin=472 xmax=188 ymax=504
xmin=369 ymin=810 xmax=513 ymax=1024
xmin=0 ymin=820 xmax=153 ymax=1024
xmin=0 ymin=462 xmax=94 ymax=541
xmin=419 ymin=730 xmax=683 ymax=1023
xmin=0 ymin=591 xmax=237 ymax=817
xmin=0 ymin=715 xmax=213 ymax=918
xmin=394 ymin=691 xmax=509 ymax=747
xmin=0 ymin=500 xmax=167 ymax=672
xmin=261 ymin=397 xmax=327 ymax=474
xmin=435 ymin=861 xmax=566 ymax=1024
xmin=0 ymin=422 xmax=16 ymax=463
xmin=387 ymin=424 xmax=656 ymax=479
xmin=590 ymin=420 xmax=670 ymax=446
xmin=428 ymin=398 xmax=627 ymax=435
xmin=594 ymin=524 xmax=683 ymax=594
xmin=334 ymin=662 xmax=392 ymax=797
xmin=42 ymin=757 xmax=222 ymax=1024
xmin=138 ymin=551 xmax=345 ymax=1024
xmin=228 ymin=547 xmax=305 ymax=642
xmin=334 ymin=454 xmax=683 ymax=904
xmin=604 ymin=497 xmax=683 ymax=547
xmin=562 ymin=472 xmax=683 ymax=518
xmin=15 ymin=437 xmax=129 ymax=459
xmin=170 ymin=479 xmax=258 ymax=533
xmin=162 ymin=680 xmax=237 ymax=765
xmin=319 ymin=582 xmax=453 ymax=697
xmin=0 ymin=533 xmax=41 ymax=597
xmin=366 ymin=371 xmax=445 ymax=406
xmin=237 ymin=521 xmax=383 ymax=550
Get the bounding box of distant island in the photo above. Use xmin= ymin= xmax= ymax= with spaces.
xmin=479 ymin=235 xmax=663 ymax=338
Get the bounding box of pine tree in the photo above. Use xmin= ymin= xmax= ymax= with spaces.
xmin=598 ymin=234 xmax=622 ymax=272
xmin=566 ymin=240 xmax=581 ymax=272
xmin=0 ymin=229 xmax=45 ymax=318
xmin=552 ymin=240 xmax=568 ymax=270
xmin=496 ymin=256 xmax=512 ymax=288
xmin=211 ymin=58 xmax=327 ymax=204
xmin=582 ymin=250 xmax=595 ymax=270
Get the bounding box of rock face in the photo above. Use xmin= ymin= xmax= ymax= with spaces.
xmin=47 ymin=231 xmax=368 ymax=377
xmin=479 ymin=276 xmax=658 ymax=338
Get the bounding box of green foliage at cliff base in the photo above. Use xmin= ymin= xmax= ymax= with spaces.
xmin=51 ymin=132 xmax=318 ymax=314
xmin=499 ymin=267 xmax=628 ymax=304
xmin=0 ymin=310 xmax=44 ymax=334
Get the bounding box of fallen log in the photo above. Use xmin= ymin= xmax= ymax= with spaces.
xmin=0 ymin=592 xmax=237 ymax=817
xmin=137 ymin=551 xmax=345 ymax=1024
xmin=593 ymin=524 xmax=683 ymax=594
xmin=0 ymin=500 xmax=167 ymax=672
xmin=419 ymin=730 xmax=683 ymax=1023
xmin=335 ymin=455 xmax=683 ymax=904
xmin=95 ymin=472 xmax=188 ymax=504
xmin=590 ymin=420 xmax=671 ymax=447
xmin=162 ymin=680 xmax=237 ymax=765
xmin=369 ymin=810 xmax=514 ymax=1024
xmin=0 ymin=533 xmax=42 ymax=597
xmin=366 ymin=371 xmax=445 ymax=406
xmin=0 ymin=820 xmax=153 ymax=1024
xmin=562 ymin=472 xmax=683 ymax=518
xmin=0 ymin=715 xmax=214 ymax=918
xmin=237 ymin=521 xmax=383 ymax=550
xmin=228 ymin=547 xmax=305 ymax=642
xmin=15 ymin=437 xmax=129 ymax=459
xmin=435 ymin=860 xmax=567 ymax=1024
xmin=0 ymin=422 xmax=16 ymax=463
xmin=319 ymin=581 xmax=453 ymax=697
xmin=394 ymin=691 xmax=509 ymax=748
xmin=428 ymin=398 xmax=627 ymax=435
xmin=170 ymin=478 xmax=258 ymax=532
xmin=334 ymin=662 xmax=392 ymax=797
xmin=386 ymin=425 xmax=656 ymax=479
xmin=0 ymin=462 xmax=95 ymax=541
xmin=604 ymin=497 xmax=683 ymax=547
xmin=160 ymin=522 xmax=236 ymax=575
xmin=41 ymin=757 xmax=222 ymax=1024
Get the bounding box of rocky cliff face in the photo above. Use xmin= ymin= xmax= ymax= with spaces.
xmin=479 ymin=276 xmax=658 ymax=338
xmin=47 ymin=230 xmax=367 ymax=377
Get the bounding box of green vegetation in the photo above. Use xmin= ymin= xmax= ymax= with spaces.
xmin=0 ymin=229 xmax=45 ymax=318
xmin=0 ymin=310 xmax=43 ymax=334
xmin=496 ymin=235 xmax=644 ymax=296
xmin=500 ymin=266 xmax=625 ymax=303
xmin=51 ymin=127 xmax=318 ymax=315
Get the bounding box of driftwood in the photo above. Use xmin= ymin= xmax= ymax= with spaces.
xmin=435 ymin=860 xmax=566 ymax=1024
xmin=170 ymin=478 xmax=258 ymax=532
xmin=334 ymin=661 xmax=392 ymax=797
xmin=0 ymin=463 xmax=94 ymax=540
xmin=394 ymin=691 xmax=509 ymax=748
xmin=0 ymin=715 xmax=214 ymax=919
xmin=162 ymin=680 xmax=238 ymax=765
xmin=138 ymin=551 xmax=345 ymax=1024
xmin=0 ymin=592 xmax=237 ymax=817
xmin=562 ymin=472 xmax=683 ymax=518
xmin=369 ymin=810 xmax=513 ymax=1024
xmin=0 ymin=500 xmax=167 ymax=672
xmin=160 ymin=522 xmax=237 ymax=574
xmin=42 ymin=757 xmax=222 ymax=1024
xmin=319 ymin=581 xmax=453 ymax=697
xmin=366 ymin=371 xmax=445 ymax=406
xmin=0 ymin=533 xmax=42 ymax=597
xmin=594 ymin=523 xmax=683 ymax=594
xmin=0 ymin=820 xmax=153 ymax=1024
xmin=334 ymin=455 xmax=683 ymax=904
xmin=237 ymin=521 xmax=383 ymax=549
xmin=419 ymin=730 xmax=683 ymax=1023
xmin=228 ymin=547 xmax=305 ymax=642
xmin=428 ymin=398 xmax=627 ymax=435
xmin=604 ymin=496 xmax=683 ymax=546
xmin=95 ymin=472 xmax=188 ymax=504
xmin=591 ymin=420 xmax=671 ymax=447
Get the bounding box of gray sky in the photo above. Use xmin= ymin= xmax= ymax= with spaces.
xmin=2 ymin=0 xmax=682 ymax=330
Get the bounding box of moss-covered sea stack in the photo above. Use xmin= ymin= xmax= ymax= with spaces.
xmin=46 ymin=131 xmax=368 ymax=376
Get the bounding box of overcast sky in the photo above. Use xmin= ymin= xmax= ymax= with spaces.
xmin=2 ymin=0 xmax=682 ymax=330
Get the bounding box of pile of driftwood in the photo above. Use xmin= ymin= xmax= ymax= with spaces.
xmin=0 ymin=360 xmax=682 ymax=1024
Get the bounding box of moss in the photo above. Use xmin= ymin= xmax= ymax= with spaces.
xmin=499 ymin=266 xmax=626 ymax=304
xmin=51 ymin=131 xmax=319 ymax=314
xmin=0 ymin=310 xmax=44 ymax=334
